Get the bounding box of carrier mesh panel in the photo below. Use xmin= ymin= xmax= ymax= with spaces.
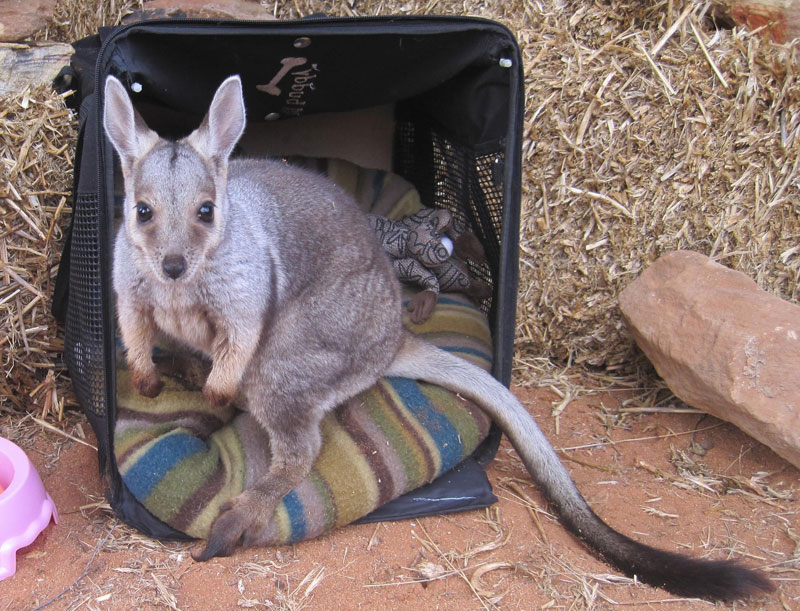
xmin=64 ymin=193 xmax=107 ymax=418
xmin=394 ymin=117 xmax=507 ymax=465
xmin=393 ymin=119 xmax=504 ymax=314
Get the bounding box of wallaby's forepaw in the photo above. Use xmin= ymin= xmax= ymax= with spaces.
xmin=407 ymin=290 xmax=438 ymax=324
xmin=131 ymin=368 xmax=164 ymax=398
xmin=193 ymin=491 xmax=271 ymax=562
xmin=202 ymin=384 xmax=235 ymax=410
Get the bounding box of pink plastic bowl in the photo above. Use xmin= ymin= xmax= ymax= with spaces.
xmin=0 ymin=436 xmax=58 ymax=581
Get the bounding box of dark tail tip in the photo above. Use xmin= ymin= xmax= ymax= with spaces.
xmin=558 ymin=501 xmax=774 ymax=601
xmin=625 ymin=547 xmax=773 ymax=601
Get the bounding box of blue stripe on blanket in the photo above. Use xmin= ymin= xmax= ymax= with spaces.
xmin=440 ymin=345 xmax=492 ymax=363
xmin=285 ymin=490 xmax=307 ymax=542
xmin=387 ymin=377 xmax=463 ymax=469
xmin=124 ymin=432 xmax=206 ymax=500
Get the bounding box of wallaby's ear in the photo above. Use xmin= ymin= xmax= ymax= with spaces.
xmin=186 ymin=75 xmax=246 ymax=165
xmin=103 ymin=76 xmax=158 ymax=171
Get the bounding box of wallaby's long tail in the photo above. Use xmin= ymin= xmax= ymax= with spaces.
xmin=387 ymin=332 xmax=772 ymax=601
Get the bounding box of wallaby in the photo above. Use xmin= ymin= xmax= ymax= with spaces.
xmin=103 ymin=74 xmax=772 ymax=601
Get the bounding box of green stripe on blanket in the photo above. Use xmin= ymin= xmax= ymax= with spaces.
xmin=115 ymin=290 xmax=493 ymax=543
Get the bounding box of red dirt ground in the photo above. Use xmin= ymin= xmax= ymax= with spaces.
xmin=3 ymin=385 xmax=798 ymax=610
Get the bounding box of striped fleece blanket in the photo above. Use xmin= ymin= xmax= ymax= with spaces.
xmin=114 ymin=159 xmax=495 ymax=543
xmin=115 ymin=291 xmax=493 ymax=542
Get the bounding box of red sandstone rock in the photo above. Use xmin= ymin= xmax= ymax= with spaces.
xmin=718 ymin=0 xmax=800 ymax=44
xmin=619 ymin=250 xmax=800 ymax=469
xmin=0 ymin=0 xmax=57 ymax=42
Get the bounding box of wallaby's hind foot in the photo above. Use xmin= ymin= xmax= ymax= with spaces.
xmin=192 ymin=490 xmax=267 ymax=561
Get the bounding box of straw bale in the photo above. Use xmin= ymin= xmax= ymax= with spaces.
xmin=1 ymin=85 xmax=76 ymax=416
xmin=35 ymin=0 xmax=144 ymax=42
xmin=512 ymin=0 xmax=800 ymax=377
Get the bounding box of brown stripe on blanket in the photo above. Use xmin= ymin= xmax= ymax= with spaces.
xmin=116 ymin=408 xmax=227 ymax=433
xmin=336 ymin=401 xmax=396 ymax=508
xmin=340 ymin=395 xmax=409 ymax=500
xmin=171 ymin=456 xmax=229 ymax=534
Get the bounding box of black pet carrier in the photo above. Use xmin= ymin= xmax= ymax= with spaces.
xmin=53 ymin=16 xmax=523 ymax=542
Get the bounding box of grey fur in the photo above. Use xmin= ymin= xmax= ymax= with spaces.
xmin=103 ymin=75 xmax=771 ymax=600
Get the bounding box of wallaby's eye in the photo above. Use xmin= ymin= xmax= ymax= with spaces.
xmin=136 ymin=202 xmax=153 ymax=223
xmin=198 ymin=201 xmax=214 ymax=223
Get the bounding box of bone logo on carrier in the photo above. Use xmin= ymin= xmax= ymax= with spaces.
xmin=257 ymin=57 xmax=308 ymax=96
xmin=257 ymin=57 xmax=319 ymax=118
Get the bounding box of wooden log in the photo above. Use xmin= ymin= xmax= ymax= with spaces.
xmin=0 ymin=43 xmax=72 ymax=96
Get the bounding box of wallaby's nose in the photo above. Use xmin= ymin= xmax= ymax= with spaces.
xmin=162 ymin=254 xmax=186 ymax=280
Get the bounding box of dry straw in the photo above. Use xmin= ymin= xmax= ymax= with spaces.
xmin=1 ymin=86 xmax=76 ymax=419
xmin=513 ymin=0 xmax=800 ymax=376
